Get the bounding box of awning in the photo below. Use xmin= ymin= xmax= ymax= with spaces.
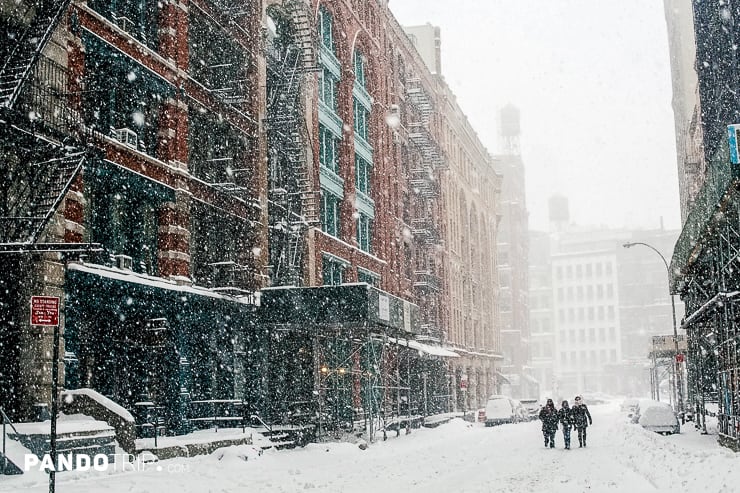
xmin=387 ymin=337 xmax=459 ymax=358
xmin=495 ymin=371 xmax=511 ymax=385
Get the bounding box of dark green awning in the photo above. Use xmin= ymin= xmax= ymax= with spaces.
xmin=258 ymin=283 xmax=419 ymax=335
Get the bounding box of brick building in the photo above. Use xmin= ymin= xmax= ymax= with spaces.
xmin=0 ymin=0 xmax=500 ymax=439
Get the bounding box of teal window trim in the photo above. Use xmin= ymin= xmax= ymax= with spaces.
xmin=353 ymin=98 xmax=370 ymax=142
xmin=319 ymin=68 xmax=339 ymax=112
xmin=357 ymin=267 xmax=380 ymax=286
xmin=322 ymin=252 xmax=348 ymax=285
xmin=357 ymin=213 xmax=372 ymax=253
xmin=353 ymin=50 xmax=367 ymax=89
xmin=319 ymin=46 xmax=342 ymax=79
xmin=319 ymin=165 xmax=344 ymax=197
xmin=352 ymin=84 xmax=372 ymax=110
xmin=320 ymin=189 xmax=342 ymax=237
xmin=319 ymin=103 xmax=344 ymax=137
xmin=318 ymin=7 xmax=335 ymax=54
xmin=354 ymin=154 xmax=372 ymax=196
xmin=355 ymin=190 xmax=375 ymax=219
xmin=354 ymin=133 xmax=373 ymax=163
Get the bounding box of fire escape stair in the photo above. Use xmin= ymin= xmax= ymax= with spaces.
xmin=0 ymin=0 xmax=73 ymax=112
xmin=1 ymin=150 xmax=86 ymax=244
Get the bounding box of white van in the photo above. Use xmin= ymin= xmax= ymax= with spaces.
xmin=484 ymin=395 xmax=518 ymax=426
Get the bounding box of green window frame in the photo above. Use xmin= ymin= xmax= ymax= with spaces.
xmin=353 ymin=99 xmax=370 ymax=142
xmin=321 ymin=190 xmax=342 ymax=237
xmin=319 ymin=125 xmax=339 ymax=173
xmin=322 ymin=256 xmax=345 ymax=285
xmin=354 ymin=50 xmax=366 ymax=88
xmin=357 ymin=213 xmax=372 ymax=253
xmin=319 ymin=68 xmax=339 ymax=112
xmin=318 ymin=6 xmax=334 ymax=52
xmin=355 ymin=155 xmax=371 ymax=195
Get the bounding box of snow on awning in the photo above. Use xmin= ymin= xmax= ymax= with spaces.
xmin=386 ymin=337 xmax=459 ymax=358
xmin=682 ymin=291 xmax=740 ymax=329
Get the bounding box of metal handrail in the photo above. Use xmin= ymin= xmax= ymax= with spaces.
xmin=1 ymin=406 xmax=19 ymax=475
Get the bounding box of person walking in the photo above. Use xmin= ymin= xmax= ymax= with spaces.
xmin=539 ymin=399 xmax=559 ymax=449
xmin=571 ymin=395 xmax=593 ymax=447
xmin=558 ymin=400 xmax=573 ymax=449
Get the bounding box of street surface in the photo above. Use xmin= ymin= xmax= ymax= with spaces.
xmin=1 ymin=401 xmax=734 ymax=492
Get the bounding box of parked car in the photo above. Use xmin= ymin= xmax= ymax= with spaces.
xmin=638 ymin=403 xmax=680 ymax=435
xmin=520 ymin=398 xmax=540 ymax=421
xmin=510 ymin=399 xmax=527 ymax=423
xmin=484 ymin=395 xmax=518 ymax=426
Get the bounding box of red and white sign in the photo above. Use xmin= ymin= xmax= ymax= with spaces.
xmin=676 ymin=353 xmax=686 ymax=363
xmin=460 ymin=374 xmax=468 ymax=391
xmin=30 ymin=296 xmax=60 ymax=326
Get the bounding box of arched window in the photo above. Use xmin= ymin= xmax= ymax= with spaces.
xmin=318 ymin=6 xmax=334 ymax=52
xmin=354 ymin=49 xmax=366 ymax=88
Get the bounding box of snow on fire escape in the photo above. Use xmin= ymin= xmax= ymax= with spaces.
xmin=265 ymin=0 xmax=320 ymax=286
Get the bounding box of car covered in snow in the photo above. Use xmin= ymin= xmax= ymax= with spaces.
xmin=637 ymin=403 xmax=680 ymax=435
xmin=484 ymin=395 xmax=519 ymax=426
xmin=519 ymin=398 xmax=541 ymax=421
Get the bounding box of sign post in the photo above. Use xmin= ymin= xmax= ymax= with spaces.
xmin=31 ymin=296 xmax=60 ymax=493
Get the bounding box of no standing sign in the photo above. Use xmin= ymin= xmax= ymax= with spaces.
xmin=30 ymin=296 xmax=60 ymax=326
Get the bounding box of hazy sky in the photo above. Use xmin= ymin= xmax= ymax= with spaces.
xmin=389 ymin=0 xmax=681 ymax=232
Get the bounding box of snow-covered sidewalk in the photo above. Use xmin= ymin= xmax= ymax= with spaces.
xmin=0 ymin=402 xmax=736 ymax=492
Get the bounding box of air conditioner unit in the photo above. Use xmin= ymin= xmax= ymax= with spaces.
xmin=114 ymin=254 xmax=133 ymax=271
xmin=728 ymin=124 xmax=740 ymax=164
xmin=115 ymin=128 xmax=138 ymax=148
xmin=392 ymin=130 xmax=401 ymax=144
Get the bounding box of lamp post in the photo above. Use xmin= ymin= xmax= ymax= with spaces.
xmin=623 ymin=242 xmax=684 ymax=416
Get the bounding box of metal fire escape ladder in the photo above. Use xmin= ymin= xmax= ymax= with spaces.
xmin=265 ymin=0 xmax=320 ymax=284
xmin=0 ymin=0 xmax=73 ymax=110
xmin=0 ymin=150 xmax=86 ymax=244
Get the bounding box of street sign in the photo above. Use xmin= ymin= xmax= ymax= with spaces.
xmin=676 ymin=353 xmax=685 ymax=363
xmin=652 ymin=334 xmax=687 ymax=352
xmin=460 ymin=374 xmax=468 ymax=391
xmin=30 ymin=296 xmax=60 ymax=326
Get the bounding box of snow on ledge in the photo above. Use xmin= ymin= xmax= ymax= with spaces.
xmin=63 ymin=388 xmax=135 ymax=423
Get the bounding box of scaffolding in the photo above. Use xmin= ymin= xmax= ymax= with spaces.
xmin=265 ymin=0 xmax=319 ymax=286
xmin=672 ymin=176 xmax=740 ymax=447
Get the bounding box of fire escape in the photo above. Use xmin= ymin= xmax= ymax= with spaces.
xmin=194 ymin=0 xmax=259 ymax=203
xmin=265 ymin=0 xmax=319 ymax=286
xmin=405 ymin=75 xmax=446 ymax=340
xmin=0 ymin=0 xmax=90 ymax=248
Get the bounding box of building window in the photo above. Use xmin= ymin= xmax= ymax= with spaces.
xmin=321 ymin=190 xmax=342 ymax=237
xmin=357 ymin=213 xmax=372 ymax=252
xmin=318 ymin=6 xmax=334 ymax=52
xmin=319 ymin=125 xmax=340 ymax=173
xmin=89 ymin=0 xmax=160 ymax=49
xmin=354 ymin=98 xmax=371 ymax=142
xmin=354 ymin=49 xmax=367 ymax=88
xmin=355 ymin=155 xmax=371 ymax=195
xmin=88 ymin=169 xmax=164 ymax=275
xmin=322 ymin=255 xmax=345 ymax=285
xmin=82 ymin=34 xmax=171 ymax=160
xmin=358 ymin=268 xmax=379 ymax=286
xmin=319 ymin=68 xmax=339 ymax=112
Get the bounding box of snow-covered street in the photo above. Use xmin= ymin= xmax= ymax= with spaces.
xmin=1 ymin=401 xmax=736 ymax=493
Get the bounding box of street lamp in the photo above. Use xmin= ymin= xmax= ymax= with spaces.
xmin=623 ymin=242 xmax=684 ymax=416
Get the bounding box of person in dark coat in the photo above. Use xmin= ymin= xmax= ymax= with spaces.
xmin=558 ymin=400 xmax=573 ymax=449
xmin=571 ymin=395 xmax=593 ymax=447
xmin=539 ymin=399 xmax=559 ymax=448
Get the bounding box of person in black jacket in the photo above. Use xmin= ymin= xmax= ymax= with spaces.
xmin=558 ymin=400 xmax=573 ymax=449
xmin=571 ymin=395 xmax=593 ymax=447
xmin=539 ymin=399 xmax=559 ymax=448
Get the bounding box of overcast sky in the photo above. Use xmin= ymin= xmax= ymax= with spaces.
xmin=389 ymin=0 xmax=681 ymax=232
